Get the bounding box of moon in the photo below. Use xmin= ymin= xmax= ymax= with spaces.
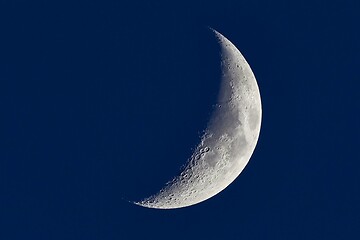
xmin=134 ymin=29 xmax=262 ymax=209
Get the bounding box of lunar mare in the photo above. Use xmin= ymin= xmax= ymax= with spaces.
xmin=135 ymin=29 xmax=262 ymax=209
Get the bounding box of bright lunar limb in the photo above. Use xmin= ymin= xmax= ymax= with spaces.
xmin=134 ymin=28 xmax=262 ymax=209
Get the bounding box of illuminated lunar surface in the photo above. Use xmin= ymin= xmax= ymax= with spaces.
xmin=135 ymin=29 xmax=262 ymax=209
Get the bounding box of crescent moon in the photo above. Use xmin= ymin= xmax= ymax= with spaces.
xmin=134 ymin=29 xmax=262 ymax=209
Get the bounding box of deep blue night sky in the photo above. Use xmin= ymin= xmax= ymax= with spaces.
xmin=1 ymin=0 xmax=359 ymax=239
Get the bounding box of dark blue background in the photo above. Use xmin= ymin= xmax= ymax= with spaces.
xmin=1 ymin=0 xmax=359 ymax=239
